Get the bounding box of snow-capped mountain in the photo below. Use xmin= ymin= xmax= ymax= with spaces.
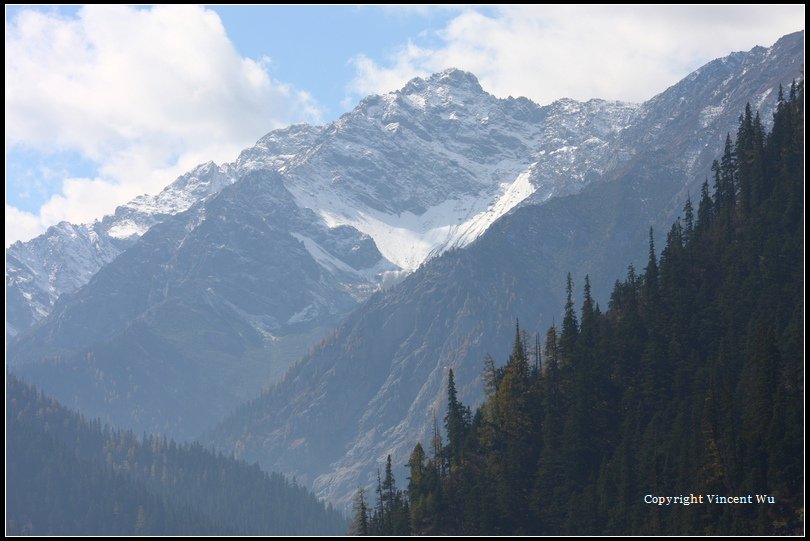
xmin=279 ymin=70 xmax=636 ymax=270
xmin=8 ymin=68 xmax=637 ymax=439
xmin=205 ymin=32 xmax=804 ymax=507
xmin=6 ymin=161 xmax=235 ymax=338
xmin=5 ymin=126 xmax=327 ymax=339
xmin=6 ymin=74 xmax=634 ymax=339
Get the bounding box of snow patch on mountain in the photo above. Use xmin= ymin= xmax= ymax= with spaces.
xmin=454 ymin=168 xmax=537 ymax=247
xmin=107 ymin=220 xmax=150 ymax=240
xmin=290 ymin=164 xmax=538 ymax=272
xmin=292 ymin=233 xmax=360 ymax=276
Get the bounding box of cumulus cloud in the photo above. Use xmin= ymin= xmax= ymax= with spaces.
xmin=5 ymin=5 xmax=322 ymax=245
xmin=347 ymin=5 xmax=804 ymax=105
xmin=4 ymin=206 xmax=41 ymax=248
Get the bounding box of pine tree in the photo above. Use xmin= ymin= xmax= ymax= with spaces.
xmin=580 ymin=275 xmax=597 ymax=348
xmin=351 ymin=488 xmax=370 ymax=535
xmin=697 ymin=177 xmax=713 ymax=231
xmin=683 ymin=195 xmax=694 ymax=244
xmin=482 ymin=354 xmax=499 ymax=400
xmin=444 ymin=369 xmax=468 ymax=468
xmin=381 ymin=456 xmax=396 ymax=533
xmin=560 ymin=274 xmax=579 ymax=363
xmin=643 ymin=227 xmax=658 ymax=303
xmin=431 ymin=416 xmax=444 ymax=476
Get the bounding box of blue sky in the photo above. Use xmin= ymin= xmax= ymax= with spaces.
xmin=210 ymin=6 xmax=459 ymax=118
xmin=5 ymin=5 xmax=804 ymax=245
xmin=5 ymin=6 xmax=457 ymax=217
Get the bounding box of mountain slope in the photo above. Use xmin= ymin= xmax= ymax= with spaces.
xmin=9 ymin=68 xmax=639 ymax=439
xmin=6 ymin=161 xmax=235 ymax=338
xmin=359 ymin=80 xmax=805 ymax=535
xmin=8 ymin=379 xmax=220 ymax=535
xmin=207 ymin=31 xmax=804 ymax=507
xmin=9 ymin=170 xmax=388 ymax=437
xmin=6 ymin=72 xmax=633 ymax=339
xmin=5 ymin=124 xmax=323 ymax=339
xmin=281 ymin=71 xmax=637 ymax=270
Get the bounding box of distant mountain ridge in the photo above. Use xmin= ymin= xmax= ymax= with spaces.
xmin=9 ymin=66 xmax=641 ymax=438
xmin=7 ymin=69 xmax=637 ymax=340
xmin=5 ymin=134 xmax=323 ymax=339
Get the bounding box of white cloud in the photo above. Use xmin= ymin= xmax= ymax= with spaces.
xmin=37 ymin=177 xmax=126 ymax=227
xmin=5 ymin=205 xmax=42 ymax=248
xmin=5 ymin=5 xmax=322 ymax=245
xmin=347 ymin=6 xmax=804 ymax=105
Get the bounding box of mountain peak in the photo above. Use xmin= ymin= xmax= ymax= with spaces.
xmin=430 ymin=68 xmax=482 ymax=88
xmin=400 ymin=68 xmax=483 ymax=97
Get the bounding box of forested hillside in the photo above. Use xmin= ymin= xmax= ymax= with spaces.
xmin=206 ymin=34 xmax=804 ymax=507
xmin=356 ymin=82 xmax=804 ymax=535
xmin=6 ymin=376 xmax=347 ymax=535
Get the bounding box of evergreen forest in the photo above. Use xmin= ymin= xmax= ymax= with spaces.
xmin=6 ymin=375 xmax=347 ymax=535
xmin=354 ymin=83 xmax=804 ymax=536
